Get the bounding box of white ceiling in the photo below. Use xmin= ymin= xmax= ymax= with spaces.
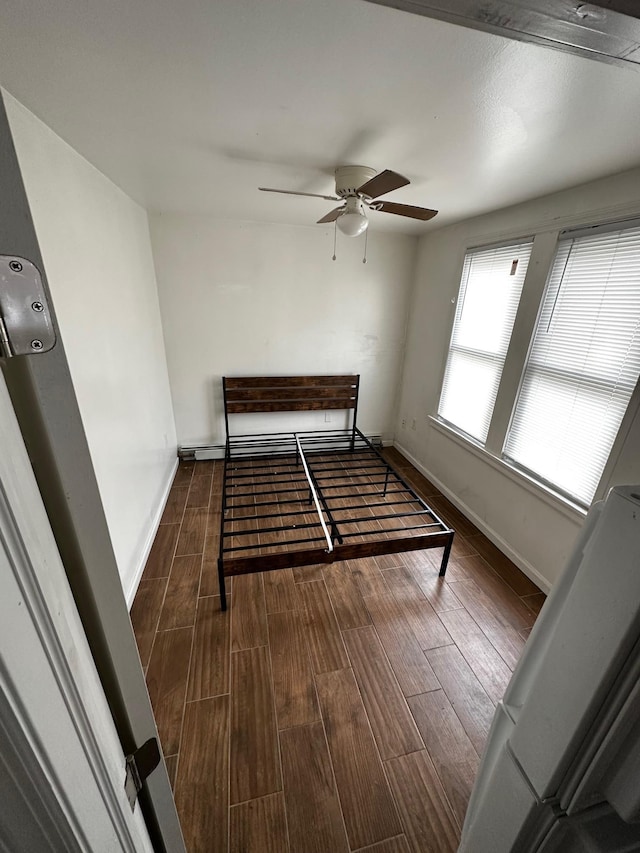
xmin=2 ymin=0 xmax=640 ymax=234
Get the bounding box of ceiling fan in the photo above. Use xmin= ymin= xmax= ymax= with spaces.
xmin=259 ymin=165 xmax=438 ymax=236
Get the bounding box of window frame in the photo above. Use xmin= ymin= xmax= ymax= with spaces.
xmin=436 ymin=236 xmax=534 ymax=446
xmin=434 ymin=219 xmax=640 ymax=512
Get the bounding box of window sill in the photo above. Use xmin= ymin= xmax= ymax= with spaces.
xmin=428 ymin=416 xmax=587 ymax=525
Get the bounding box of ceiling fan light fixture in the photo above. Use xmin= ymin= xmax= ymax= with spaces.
xmin=336 ymin=198 xmax=368 ymax=237
xmin=337 ymin=212 xmax=369 ymax=237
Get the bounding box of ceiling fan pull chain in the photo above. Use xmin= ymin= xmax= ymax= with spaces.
xmin=363 ymin=228 xmax=368 ymax=264
xmin=332 ymin=221 xmax=337 ymax=261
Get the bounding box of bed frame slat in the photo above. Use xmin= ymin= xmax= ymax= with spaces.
xmin=224 ymin=375 xmax=357 ymax=390
xmin=225 ymin=386 xmax=357 ymax=402
xmin=227 ymin=399 xmax=357 ymax=414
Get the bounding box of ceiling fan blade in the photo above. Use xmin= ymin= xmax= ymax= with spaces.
xmin=356 ymin=169 xmax=410 ymax=199
xmin=317 ymin=206 xmax=345 ymax=224
xmin=376 ymin=201 xmax=439 ymax=221
xmin=259 ymin=187 xmax=339 ymax=201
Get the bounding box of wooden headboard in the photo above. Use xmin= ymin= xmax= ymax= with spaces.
xmin=222 ymin=374 xmax=360 ymax=434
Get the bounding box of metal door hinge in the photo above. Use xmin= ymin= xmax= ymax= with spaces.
xmin=0 ymin=256 xmax=56 ymax=358
xmin=124 ymin=738 xmax=161 ymax=810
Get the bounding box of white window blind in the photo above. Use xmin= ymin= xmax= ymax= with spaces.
xmin=438 ymin=240 xmax=533 ymax=444
xmin=504 ymin=223 xmax=640 ymax=506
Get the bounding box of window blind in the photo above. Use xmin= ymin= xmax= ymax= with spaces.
xmin=504 ymin=223 xmax=640 ymax=506
xmin=438 ymin=240 xmax=533 ymax=444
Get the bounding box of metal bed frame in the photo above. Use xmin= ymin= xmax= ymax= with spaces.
xmin=216 ymin=375 xmax=454 ymax=609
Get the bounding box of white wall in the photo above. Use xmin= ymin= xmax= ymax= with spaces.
xmin=396 ymin=167 xmax=640 ymax=592
xmin=6 ymin=92 xmax=178 ymax=602
xmin=150 ymin=215 xmax=417 ymax=446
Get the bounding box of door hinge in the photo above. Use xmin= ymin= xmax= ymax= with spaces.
xmin=0 ymin=256 xmax=56 ymax=358
xmin=124 ymin=738 xmax=161 ymax=811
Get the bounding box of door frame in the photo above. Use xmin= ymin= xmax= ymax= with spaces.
xmin=0 ymin=93 xmax=185 ymax=851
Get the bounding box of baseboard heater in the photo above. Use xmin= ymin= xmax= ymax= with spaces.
xmin=179 ymin=434 xmax=385 ymax=461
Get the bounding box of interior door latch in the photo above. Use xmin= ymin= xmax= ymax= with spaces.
xmin=124 ymin=738 xmax=161 ymax=810
xmin=0 ymin=255 xmax=56 ymax=358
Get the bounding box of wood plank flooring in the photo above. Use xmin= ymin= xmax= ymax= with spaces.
xmin=131 ymin=450 xmax=546 ymax=853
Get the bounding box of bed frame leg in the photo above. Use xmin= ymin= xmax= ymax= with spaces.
xmin=439 ymin=536 xmax=454 ymax=577
xmin=382 ymin=467 xmax=390 ymax=497
xmin=218 ymin=559 xmax=227 ymax=611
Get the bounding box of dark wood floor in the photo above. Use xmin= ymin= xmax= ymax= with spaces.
xmin=130 ymin=447 xmax=545 ymax=853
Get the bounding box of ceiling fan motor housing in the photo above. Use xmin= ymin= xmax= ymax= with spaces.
xmin=335 ymin=165 xmax=377 ymax=198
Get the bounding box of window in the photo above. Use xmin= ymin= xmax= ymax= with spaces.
xmin=438 ymin=240 xmax=533 ymax=444
xmin=504 ymin=223 xmax=640 ymax=506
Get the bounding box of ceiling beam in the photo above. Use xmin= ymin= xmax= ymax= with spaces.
xmin=588 ymin=1 xmax=640 ymax=16
xmin=364 ymin=0 xmax=640 ymax=69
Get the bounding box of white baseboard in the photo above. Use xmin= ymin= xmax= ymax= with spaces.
xmin=125 ymin=457 xmax=179 ymax=609
xmin=393 ymin=440 xmax=551 ymax=594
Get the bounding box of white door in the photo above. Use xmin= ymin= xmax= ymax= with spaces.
xmin=1 ymin=94 xmax=185 ymax=852
xmin=0 ymin=370 xmax=155 ymax=850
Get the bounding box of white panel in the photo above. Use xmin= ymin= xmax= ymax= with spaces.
xmin=460 ymin=704 xmax=551 ymax=853
xmin=565 ymin=647 xmax=640 ymax=820
xmin=509 ymin=487 xmax=640 ymax=798
xmin=500 ymin=499 xmax=603 ymax=712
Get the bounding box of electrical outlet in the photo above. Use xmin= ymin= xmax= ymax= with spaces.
xmin=401 ymin=418 xmax=407 ymax=428
xmin=325 ymin=412 xmax=332 ymax=423
xmin=411 ymin=418 xmax=417 ymax=430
